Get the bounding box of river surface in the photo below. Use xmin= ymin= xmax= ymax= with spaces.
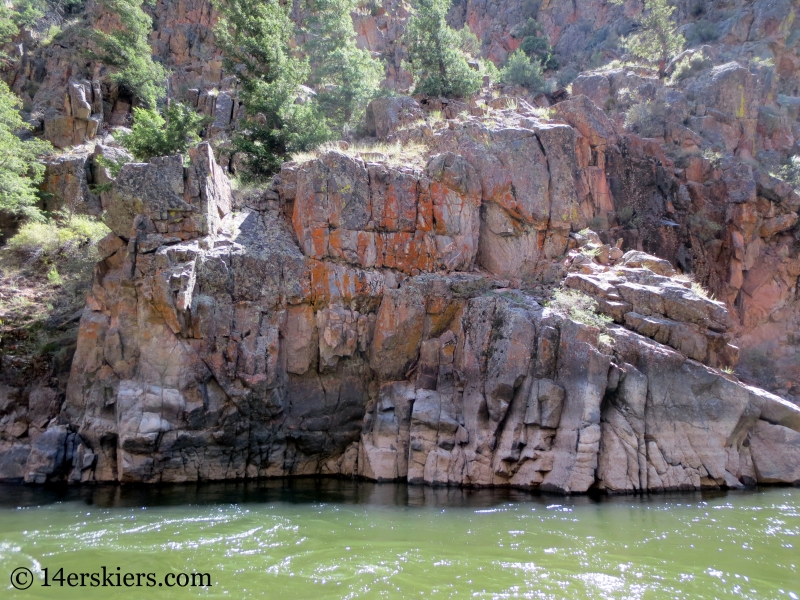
xmin=0 ymin=480 xmax=797 ymax=599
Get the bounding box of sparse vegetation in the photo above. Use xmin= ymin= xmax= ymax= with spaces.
xmin=548 ymin=288 xmax=613 ymax=330
xmin=702 ymin=149 xmax=724 ymax=169
xmin=403 ymin=0 xmax=483 ymax=98
xmin=690 ymin=281 xmax=713 ymax=300
xmin=580 ymin=245 xmax=602 ymax=258
xmin=91 ymin=0 xmax=169 ymax=108
xmin=776 ymin=156 xmax=800 ymax=192
xmin=670 ymin=52 xmax=712 ymax=82
xmin=291 ymin=139 xmax=430 ymax=168
xmin=688 ymin=212 xmax=723 ymax=242
xmin=1 ymin=214 xmax=110 ymax=356
xmin=7 ymin=213 xmax=109 ymax=262
xmin=499 ymin=49 xmax=546 ymax=93
xmin=685 ymin=19 xmax=718 ymax=46
xmin=510 ymin=17 xmax=558 ymax=70
xmin=617 ymin=206 xmax=636 ymax=227
xmin=611 ymin=0 xmax=685 ymax=77
xmin=624 ymin=99 xmax=668 ymax=138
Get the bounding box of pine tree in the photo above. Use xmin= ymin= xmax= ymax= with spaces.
xmin=403 ymin=0 xmax=482 ymax=98
xmin=616 ymin=0 xmax=684 ymax=77
xmin=117 ymin=102 xmax=209 ymax=162
xmin=91 ymin=0 xmax=168 ymax=108
xmin=499 ymin=49 xmax=546 ymax=92
xmin=0 ymin=80 xmax=52 ymax=219
xmin=302 ymin=0 xmax=383 ymax=132
xmin=214 ymin=0 xmax=331 ymax=179
xmin=510 ymin=18 xmax=559 ymax=71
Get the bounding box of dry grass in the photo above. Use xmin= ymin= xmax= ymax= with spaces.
xmin=291 ymin=140 xmax=431 ymax=169
xmin=529 ymin=106 xmax=554 ymax=120
xmin=0 ymin=215 xmax=108 ymax=363
xmin=674 ymin=273 xmax=715 ymax=300
xmin=691 ymin=281 xmax=715 ymax=300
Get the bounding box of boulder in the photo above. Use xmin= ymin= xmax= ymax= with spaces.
xmin=365 ymin=96 xmax=424 ymax=140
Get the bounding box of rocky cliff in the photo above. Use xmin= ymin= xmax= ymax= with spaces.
xmin=1 ymin=0 xmax=800 ymax=491
xmin=3 ymin=94 xmax=799 ymax=491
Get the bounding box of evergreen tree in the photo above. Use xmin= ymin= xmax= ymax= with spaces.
xmin=302 ymin=0 xmax=383 ymax=131
xmin=403 ymin=0 xmax=482 ymax=98
xmin=91 ymin=0 xmax=168 ymax=107
xmin=117 ymin=102 xmax=209 ymax=162
xmin=499 ymin=49 xmax=546 ymax=92
xmin=1 ymin=1 xmax=45 ymax=63
xmin=0 ymin=5 xmax=17 ymax=62
xmin=214 ymin=0 xmax=331 ymax=179
xmin=614 ymin=0 xmax=684 ymax=77
xmin=510 ymin=18 xmax=558 ymax=71
xmin=0 ymin=80 xmax=52 ymax=219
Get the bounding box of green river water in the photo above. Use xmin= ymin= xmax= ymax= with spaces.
xmin=0 ymin=481 xmax=797 ymax=599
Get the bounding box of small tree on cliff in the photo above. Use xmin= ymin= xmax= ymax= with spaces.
xmin=214 ymin=0 xmax=330 ymax=179
xmin=91 ymin=0 xmax=168 ymax=108
xmin=614 ymin=0 xmax=684 ymax=77
xmin=301 ymin=0 xmax=383 ymax=132
xmin=0 ymin=80 xmax=52 ymax=219
xmin=403 ymin=0 xmax=482 ymax=98
xmin=499 ymin=49 xmax=546 ymax=92
xmin=118 ymin=102 xmax=209 ymax=162
xmin=510 ymin=18 xmax=558 ymax=71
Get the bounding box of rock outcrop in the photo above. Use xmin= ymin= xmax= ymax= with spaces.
xmin=2 ymin=0 xmax=800 ymax=491
xmin=3 ymin=108 xmax=798 ymax=491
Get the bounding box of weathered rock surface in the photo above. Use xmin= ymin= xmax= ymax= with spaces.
xmin=3 ymin=0 xmax=800 ymax=489
xmin=3 ymin=115 xmax=798 ymax=491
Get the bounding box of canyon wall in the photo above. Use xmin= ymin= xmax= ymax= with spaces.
xmin=1 ymin=0 xmax=799 ymax=490
xmin=3 ymin=98 xmax=799 ymax=490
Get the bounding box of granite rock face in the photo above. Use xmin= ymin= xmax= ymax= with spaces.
xmin=3 ymin=111 xmax=798 ymax=491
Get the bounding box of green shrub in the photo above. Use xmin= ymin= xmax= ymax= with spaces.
xmin=499 ymin=49 xmax=546 ymax=92
xmin=8 ymin=214 xmax=109 ymax=262
xmin=457 ymin=26 xmax=482 ymax=56
xmin=91 ymin=0 xmax=168 ymax=107
xmin=624 ymin=100 xmax=668 ymax=138
xmin=777 ymin=156 xmax=800 ymax=192
xmin=688 ymin=212 xmax=723 ymax=241
xmin=95 ymin=154 xmax=126 ymax=178
xmin=685 ymin=19 xmax=718 ymax=46
xmin=46 ymin=266 xmax=62 ymax=285
xmin=403 ymin=0 xmax=482 ymax=98
xmin=5 ymin=0 xmax=46 ymax=30
xmin=617 ymin=206 xmax=635 ymax=226
xmin=510 ymin=17 xmax=558 ymax=70
xmin=0 ymin=80 xmax=52 ymax=219
xmin=117 ymin=102 xmax=208 ymax=162
xmin=670 ymin=52 xmax=712 ymax=81
xmin=1 ymin=214 xmax=109 ymax=348
xmin=548 ymin=288 xmax=612 ymax=330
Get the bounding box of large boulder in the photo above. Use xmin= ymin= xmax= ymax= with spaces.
xmin=365 ymin=96 xmax=424 ymax=140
